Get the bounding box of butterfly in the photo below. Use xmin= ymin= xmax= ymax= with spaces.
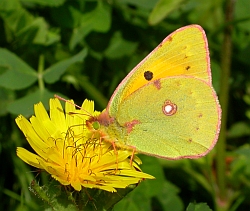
xmin=87 ymin=25 xmax=221 ymax=160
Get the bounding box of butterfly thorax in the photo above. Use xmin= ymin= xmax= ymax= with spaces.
xmin=86 ymin=110 xmax=132 ymax=149
xmin=93 ymin=109 xmax=114 ymax=126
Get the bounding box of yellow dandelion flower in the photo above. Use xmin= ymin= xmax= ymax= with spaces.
xmin=16 ymin=98 xmax=154 ymax=192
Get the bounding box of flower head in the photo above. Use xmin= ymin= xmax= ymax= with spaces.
xmin=16 ymin=98 xmax=154 ymax=192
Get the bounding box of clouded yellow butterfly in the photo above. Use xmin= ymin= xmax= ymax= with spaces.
xmin=87 ymin=25 xmax=221 ymax=160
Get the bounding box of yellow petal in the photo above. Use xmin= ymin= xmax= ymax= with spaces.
xmin=50 ymin=98 xmax=67 ymax=132
xmin=16 ymin=147 xmax=43 ymax=169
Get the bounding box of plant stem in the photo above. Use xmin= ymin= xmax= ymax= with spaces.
xmin=38 ymin=54 xmax=45 ymax=92
xmin=215 ymin=0 xmax=235 ymax=210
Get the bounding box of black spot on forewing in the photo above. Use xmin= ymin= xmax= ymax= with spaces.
xmin=144 ymin=71 xmax=153 ymax=81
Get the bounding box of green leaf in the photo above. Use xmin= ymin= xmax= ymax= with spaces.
xmin=83 ymin=2 xmax=111 ymax=33
xmin=29 ymin=180 xmax=78 ymax=211
xmin=0 ymin=0 xmax=60 ymax=46
xmin=228 ymin=122 xmax=250 ymax=138
xmin=186 ymin=203 xmax=212 ymax=211
xmin=0 ymin=87 xmax=15 ymax=116
xmin=0 ymin=48 xmax=37 ymax=90
xmin=186 ymin=0 xmax=224 ymax=30
xmin=16 ymin=17 xmax=60 ymax=46
xmin=69 ymin=2 xmax=111 ymax=50
xmin=29 ymin=179 xmax=136 ymax=211
xmin=104 ymin=31 xmax=138 ymax=59
xmin=148 ymin=0 xmax=185 ymax=25
xmin=20 ymin=0 xmax=66 ymax=7
xmin=211 ymin=61 xmax=221 ymax=93
xmin=114 ymin=156 xmax=166 ymax=211
xmin=114 ymin=187 xmax=151 ymax=211
xmin=0 ymin=0 xmax=19 ymax=11
xmin=84 ymin=186 xmax=136 ymax=211
xmin=43 ymin=48 xmax=88 ymax=84
xmin=7 ymin=88 xmax=54 ymax=116
xmin=50 ymin=5 xmax=82 ymax=28
xmin=0 ymin=0 xmax=32 ymax=34
xmin=156 ymin=181 xmax=183 ymax=211
xmin=76 ymin=75 xmax=108 ymax=109
xmin=235 ymin=146 xmax=250 ymax=159
xmin=117 ymin=0 xmax=158 ymax=9
xmin=235 ymin=0 xmax=250 ymax=30
xmin=139 ymin=156 xmax=165 ymax=197
xmin=232 ymin=145 xmax=250 ymax=178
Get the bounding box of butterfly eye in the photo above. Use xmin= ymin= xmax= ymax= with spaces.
xmin=144 ymin=71 xmax=153 ymax=81
xmin=92 ymin=121 xmax=100 ymax=130
xmin=162 ymin=100 xmax=177 ymax=116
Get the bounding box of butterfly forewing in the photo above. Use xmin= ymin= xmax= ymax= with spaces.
xmin=108 ymin=25 xmax=211 ymax=118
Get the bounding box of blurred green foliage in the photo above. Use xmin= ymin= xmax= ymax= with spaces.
xmin=1 ymin=0 xmax=250 ymax=210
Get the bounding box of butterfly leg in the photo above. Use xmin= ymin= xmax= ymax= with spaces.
xmin=111 ymin=141 xmax=119 ymax=171
xmin=130 ymin=146 xmax=136 ymax=166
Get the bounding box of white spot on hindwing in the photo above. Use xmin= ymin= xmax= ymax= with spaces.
xmin=162 ymin=100 xmax=177 ymax=116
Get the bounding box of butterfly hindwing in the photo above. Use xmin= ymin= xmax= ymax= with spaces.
xmin=116 ymin=76 xmax=220 ymax=159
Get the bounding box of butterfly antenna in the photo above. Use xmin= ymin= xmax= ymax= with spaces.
xmin=54 ymin=94 xmax=93 ymax=117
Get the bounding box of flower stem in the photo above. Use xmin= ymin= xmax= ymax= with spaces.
xmin=38 ymin=54 xmax=45 ymax=92
xmin=215 ymin=0 xmax=235 ymax=210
